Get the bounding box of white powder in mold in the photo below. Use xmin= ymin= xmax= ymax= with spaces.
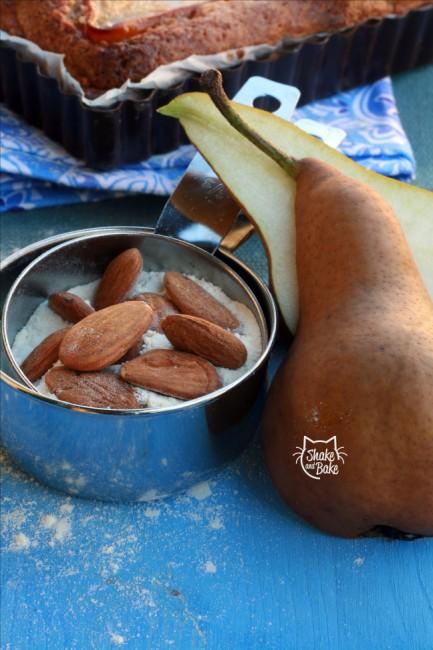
xmin=12 ymin=272 xmax=263 ymax=409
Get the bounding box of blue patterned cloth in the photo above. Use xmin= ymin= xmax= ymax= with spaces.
xmin=0 ymin=77 xmax=415 ymax=212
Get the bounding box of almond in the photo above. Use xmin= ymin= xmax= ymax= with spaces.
xmin=59 ymin=301 xmax=152 ymax=371
xmin=164 ymin=272 xmax=239 ymax=329
xmin=94 ymin=248 xmax=143 ymax=310
xmin=21 ymin=328 xmax=71 ymax=382
xmin=120 ymin=349 xmax=221 ymax=400
xmin=131 ymin=292 xmax=178 ymax=332
xmin=161 ymin=314 xmax=247 ymax=369
xmin=118 ymin=339 xmax=143 ymax=363
xmin=46 ymin=366 xmax=140 ymax=409
xmin=49 ymin=291 xmax=94 ymax=323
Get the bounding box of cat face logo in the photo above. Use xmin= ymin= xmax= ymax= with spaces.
xmin=293 ymin=436 xmax=347 ymax=480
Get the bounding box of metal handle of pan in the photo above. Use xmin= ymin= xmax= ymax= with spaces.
xmin=155 ymin=75 xmax=346 ymax=254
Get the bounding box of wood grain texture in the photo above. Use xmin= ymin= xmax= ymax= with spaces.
xmin=1 ymin=429 xmax=433 ymax=649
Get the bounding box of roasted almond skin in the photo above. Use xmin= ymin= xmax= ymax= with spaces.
xmin=120 ymin=349 xmax=221 ymax=400
xmin=49 ymin=291 xmax=94 ymax=323
xmin=46 ymin=366 xmax=140 ymax=409
xmin=131 ymin=292 xmax=178 ymax=332
xmin=21 ymin=327 xmax=71 ymax=382
xmin=94 ymin=248 xmax=143 ymax=310
xmin=59 ymin=301 xmax=152 ymax=371
xmin=118 ymin=338 xmax=143 ymax=363
xmin=161 ymin=314 xmax=247 ymax=369
xmin=164 ymin=272 xmax=239 ymax=329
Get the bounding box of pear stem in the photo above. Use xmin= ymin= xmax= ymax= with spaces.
xmin=200 ymin=69 xmax=300 ymax=179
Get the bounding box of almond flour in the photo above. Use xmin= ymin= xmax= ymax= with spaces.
xmin=12 ymin=272 xmax=263 ymax=408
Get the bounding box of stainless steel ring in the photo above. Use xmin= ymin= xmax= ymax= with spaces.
xmin=1 ymin=227 xmax=277 ymax=502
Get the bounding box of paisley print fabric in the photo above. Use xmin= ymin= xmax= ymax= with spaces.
xmin=0 ymin=77 xmax=415 ymax=212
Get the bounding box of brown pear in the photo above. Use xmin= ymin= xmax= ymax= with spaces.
xmin=263 ymin=159 xmax=433 ymax=537
xmin=160 ymin=70 xmax=433 ymax=537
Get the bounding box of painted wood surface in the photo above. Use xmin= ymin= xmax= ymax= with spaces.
xmin=2 ymin=438 xmax=433 ymax=649
xmin=1 ymin=67 xmax=433 ymax=649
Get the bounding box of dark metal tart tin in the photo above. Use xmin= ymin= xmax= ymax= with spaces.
xmin=1 ymin=4 xmax=432 ymax=170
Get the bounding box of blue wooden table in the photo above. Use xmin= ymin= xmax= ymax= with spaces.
xmin=1 ymin=66 xmax=433 ymax=650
